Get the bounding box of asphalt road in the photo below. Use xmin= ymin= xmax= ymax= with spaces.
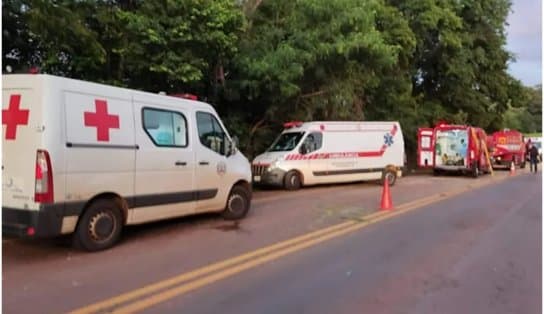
xmin=2 ymin=170 xmax=541 ymax=314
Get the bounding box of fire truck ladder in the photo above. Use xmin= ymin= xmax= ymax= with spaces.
xmin=471 ymin=129 xmax=494 ymax=176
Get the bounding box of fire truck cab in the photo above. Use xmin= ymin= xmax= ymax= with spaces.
xmin=418 ymin=123 xmax=491 ymax=177
xmin=487 ymin=129 xmax=526 ymax=169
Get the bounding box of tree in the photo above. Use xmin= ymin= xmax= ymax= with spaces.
xmin=3 ymin=0 xmax=531 ymax=163
xmin=223 ymin=0 xmax=406 ymax=156
xmin=502 ymin=85 xmax=542 ymax=133
xmin=3 ymin=0 xmax=245 ymax=96
xmin=387 ymin=0 xmax=525 ymax=131
xmin=115 ymin=0 xmax=245 ymax=95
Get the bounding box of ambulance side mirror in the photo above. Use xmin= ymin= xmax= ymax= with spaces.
xmin=232 ymin=136 xmax=239 ymax=148
xmin=225 ymin=137 xmax=237 ymax=157
xmin=299 ymin=145 xmax=308 ymax=155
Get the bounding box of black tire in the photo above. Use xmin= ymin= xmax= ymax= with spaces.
xmin=284 ymin=171 xmax=302 ymax=191
xmin=471 ymin=163 xmax=480 ymax=178
xmin=222 ymin=185 xmax=251 ymax=220
xmin=381 ymin=168 xmax=397 ymax=186
xmin=433 ymin=169 xmax=442 ymax=176
xmin=73 ymin=198 xmax=123 ymax=252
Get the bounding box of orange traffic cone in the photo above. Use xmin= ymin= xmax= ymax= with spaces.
xmin=380 ymin=177 xmax=393 ymax=210
xmin=509 ymin=161 xmax=516 ymax=176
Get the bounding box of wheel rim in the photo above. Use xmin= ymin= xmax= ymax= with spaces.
xmin=88 ymin=211 xmax=116 ymax=243
xmin=228 ymin=194 xmax=246 ymax=214
xmin=385 ymin=172 xmax=395 ymax=184
xmin=290 ymin=174 xmax=299 ymax=187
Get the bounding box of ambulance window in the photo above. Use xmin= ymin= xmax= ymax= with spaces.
xmin=421 ymin=136 xmax=431 ymax=149
xmin=196 ymin=111 xmax=227 ymax=155
xmin=268 ymin=132 xmax=304 ymax=152
xmin=303 ymin=132 xmax=323 ymax=153
xmin=143 ymin=108 xmax=188 ymax=147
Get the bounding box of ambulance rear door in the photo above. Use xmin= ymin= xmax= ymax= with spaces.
xmin=2 ymin=75 xmax=45 ymax=211
xmin=417 ymin=128 xmax=434 ymax=168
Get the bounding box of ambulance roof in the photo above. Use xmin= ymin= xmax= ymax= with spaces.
xmin=282 ymin=121 xmax=399 ymax=132
xmin=2 ymin=74 xmax=215 ymax=112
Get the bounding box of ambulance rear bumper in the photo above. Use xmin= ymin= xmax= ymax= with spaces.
xmin=2 ymin=205 xmax=67 ymax=238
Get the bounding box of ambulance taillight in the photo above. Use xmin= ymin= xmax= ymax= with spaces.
xmin=35 ymin=150 xmax=54 ymax=203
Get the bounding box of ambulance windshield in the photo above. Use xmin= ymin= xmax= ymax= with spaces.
xmin=268 ymin=132 xmax=305 ymax=152
xmin=435 ymin=129 xmax=468 ymax=166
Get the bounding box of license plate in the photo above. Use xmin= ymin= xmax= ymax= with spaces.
xmin=253 ymin=176 xmax=261 ymax=182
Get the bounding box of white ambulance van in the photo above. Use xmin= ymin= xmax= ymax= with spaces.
xmin=2 ymin=74 xmax=252 ymax=251
xmin=252 ymin=121 xmax=404 ymax=190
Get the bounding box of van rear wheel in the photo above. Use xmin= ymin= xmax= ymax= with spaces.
xmin=471 ymin=163 xmax=480 ymax=178
xmin=222 ymin=185 xmax=251 ymax=220
xmin=73 ymin=199 xmax=123 ymax=251
xmin=284 ymin=171 xmax=302 ymax=190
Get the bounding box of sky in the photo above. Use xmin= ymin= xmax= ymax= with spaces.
xmin=506 ymin=0 xmax=542 ymax=87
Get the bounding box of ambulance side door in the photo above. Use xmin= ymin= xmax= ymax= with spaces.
xmin=131 ymin=102 xmax=195 ymax=223
xmin=301 ymin=132 xmax=326 ymax=180
xmin=194 ymin=110 xmax=232 ymax=212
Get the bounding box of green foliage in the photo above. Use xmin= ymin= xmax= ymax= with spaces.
xmin=224 ymin=0 xmax=414 ymax=155
xmin=2 ymin=0 xmax=535 ymax=163
xmin=502 ymin=85 xmax=542 ymax=133
xmin=3 ymin=0 xmax=38 ymax=71
xmin=115 ymin=0 xmax=245 ymax=93
xmin=3 ymin=0 xmax=245 ymax=93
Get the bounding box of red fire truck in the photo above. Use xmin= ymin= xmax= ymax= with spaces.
xmin=417 ymin=123 xmax=491 ymax=177
xmin=486 ymin=129 xmax=526 ymax=169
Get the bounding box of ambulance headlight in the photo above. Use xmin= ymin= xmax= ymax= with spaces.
xmin=497 ymin=156 xmax=501 ymax=161
xmin=267 ymin=160 xmax=281 ymax=172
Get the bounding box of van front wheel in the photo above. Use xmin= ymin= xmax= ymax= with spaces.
xmin=222 ymin=185 xmax=251 ymax=220
xmin=284 ymin=171 xmax=302 ymax=190
xmin=74 ymin=199 xmax=123 ymax=251
xmin=381 ymin=169 xmax=397 ymax=186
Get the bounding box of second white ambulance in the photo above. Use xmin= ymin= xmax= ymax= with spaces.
xmin=252 ymin=121 xmax=405 ymax=190
xmin=2 ymin=74 xmax=252 ymax=251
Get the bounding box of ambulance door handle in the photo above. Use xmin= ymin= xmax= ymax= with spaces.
xmin=175 ymin=161 xmax=187 ymax=166
xmin=199 ymin=161 xmax=210 ymax=166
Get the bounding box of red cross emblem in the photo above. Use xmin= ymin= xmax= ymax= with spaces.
xmin=84 ymin=100 xmax=120 ymax=142
xmin=2 ymin=94 xmax=30 ymax=140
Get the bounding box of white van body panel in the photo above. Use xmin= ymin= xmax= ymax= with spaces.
xmin=2 ymin=74 xmax=251 ymax=237
xmin=252 ymin=121 xmax=404 ymax=187
xmin=63 ymin=89 xmax=136 ymax=222
xmin=129 ymin=97 xmax=195 ymax=224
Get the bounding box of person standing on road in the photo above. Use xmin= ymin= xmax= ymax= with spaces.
xmin=526 ymin=139 xmax=532 ymax=162
xmin=529 ymin=144 xmax=539 ymax=173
